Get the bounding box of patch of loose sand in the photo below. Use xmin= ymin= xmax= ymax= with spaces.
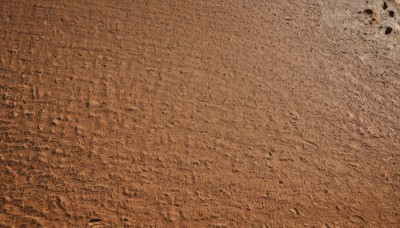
xmin=0 ymin=0 xmax=399 ymax=227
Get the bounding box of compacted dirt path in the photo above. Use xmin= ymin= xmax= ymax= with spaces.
xmin=0 ymin=0 xmax=399 ymax=227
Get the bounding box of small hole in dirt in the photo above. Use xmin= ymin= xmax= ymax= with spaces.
xmin=385 ymin=26 xmax=393 ymax=35
xmin=383 ymin=2 xmax=388 ymax=10
xmin=89 ymin=219 xmax=102 ymax=223
xmin=389 ymin=11 xmax=395 ymax=17
xmin=364 ymin=9 xmax=374 ymax=15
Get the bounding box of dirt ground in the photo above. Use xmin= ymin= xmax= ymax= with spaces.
xmin=0 ymin=0 xmax=399 ymax=227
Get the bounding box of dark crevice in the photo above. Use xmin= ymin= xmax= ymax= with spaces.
xmin=89 ymin=219 xmax=102 ymax=223
xmin=385 ymin=26 xmax=393 ymax=35
xmin=364 ymin=9 xmax=374 ymax=15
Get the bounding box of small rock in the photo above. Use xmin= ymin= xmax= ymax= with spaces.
xmin=126 ymin=106 xmax=138 ymax=111
xmin=289 ymin=208 xmax=301 ymax=216
xmin=51 ymin=119 xmax=61 ymax=126
xmin=52 ymin=148 xmax=62 ymax=155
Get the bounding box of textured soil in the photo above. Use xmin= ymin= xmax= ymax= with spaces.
xmin=1 ymin=0 xmax=399 ymax=227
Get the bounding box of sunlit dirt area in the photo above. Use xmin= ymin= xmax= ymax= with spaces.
xmin=0 ymin=0 xmax=399 ymax=226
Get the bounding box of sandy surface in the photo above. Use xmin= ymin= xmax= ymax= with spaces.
xmin=0 ymin=0 xmax=399 ymax=227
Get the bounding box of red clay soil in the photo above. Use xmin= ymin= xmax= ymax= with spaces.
xmin=0 ymin=0 xmax=399 ymax=227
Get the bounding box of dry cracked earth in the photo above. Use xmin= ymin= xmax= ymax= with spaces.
xmin=0 ymin=0 xmax=399 ymax=227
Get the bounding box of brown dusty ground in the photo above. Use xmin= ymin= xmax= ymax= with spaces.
xmin=1 ymin=0 xmax=399 ymax=227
